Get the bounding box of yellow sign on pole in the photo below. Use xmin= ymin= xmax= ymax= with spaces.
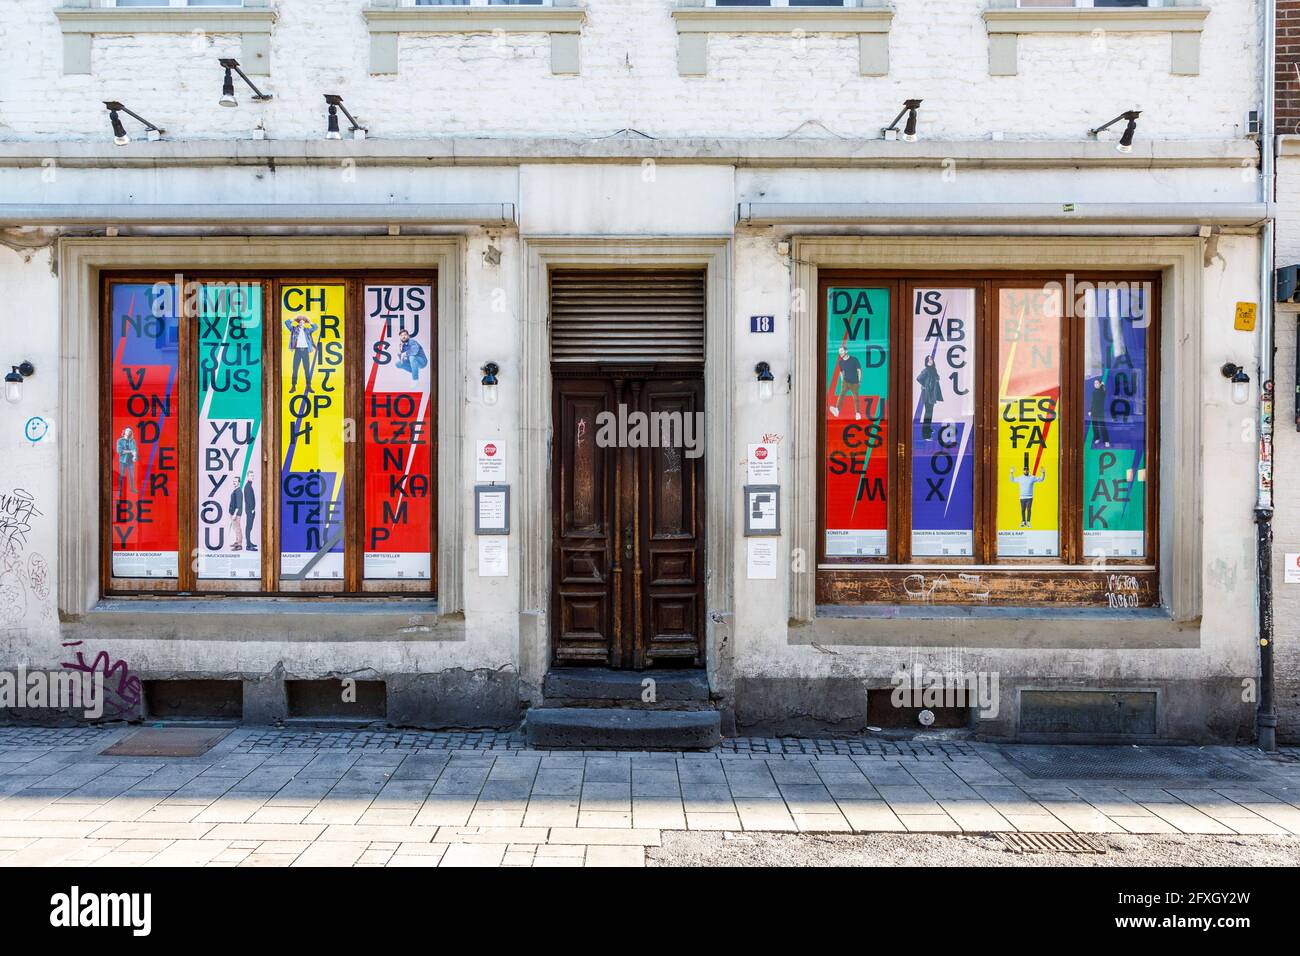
xmin=1235 ymin=301 xmax=1258 ymax=332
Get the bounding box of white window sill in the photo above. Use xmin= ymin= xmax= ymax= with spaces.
xmin=671 ymin=4 xmax=894 ymax=76
xmin=362 ymin=4 xmax=587 ymax=75
xmin=982 ymin=5 xmax=1210 ymax=76
xmin=54 ymin=5 xmax=277 ymax=74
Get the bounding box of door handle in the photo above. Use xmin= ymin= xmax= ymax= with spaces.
xmin=623 ymin=522 xmax=633 ymax=561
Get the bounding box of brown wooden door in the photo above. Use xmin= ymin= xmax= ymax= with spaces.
xmin=552 ymin=371 xmax=705 ymax=669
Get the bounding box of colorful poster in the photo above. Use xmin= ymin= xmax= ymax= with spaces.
xmin=1083 ymin=286 xmax=1149 ymax=558
xmin=279 ymin=285 xmax=346 ymax=580
xmin=823 ymin=287 xmax=890 ymax=558
xmin=996 ymin=288 xmax=1061 ymax=557
xmin=363 ymin=284 xmax=434 ymax=580
xmin=109 ymin=283 xmax=180 ymax=578
xmin=197 ymin=282 xmax=263 ymax=580
xmin=910 ymin=288 xmax=976 ymax=557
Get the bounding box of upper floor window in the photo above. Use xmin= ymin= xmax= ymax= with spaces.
xmin=1014 ymin=1 xmax=1161 ymax=7
xmin=708 ymin=1 xmax=856 ymax=7
xmin=412 ymin=1 xmax=549 ymax=7
xmin=108 ymin=1 xmax=246 ymax=7
xmin=103 ymin=274 xmax=437 ymax=597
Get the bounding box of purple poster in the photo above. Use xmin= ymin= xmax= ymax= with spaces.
xmin=910 ymin=288 xmax=976 ymax=557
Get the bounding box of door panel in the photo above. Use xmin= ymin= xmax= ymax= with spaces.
xmin=637 ymin=379 xmax=704 ymax=666
xmin=551 ymin=372 xmax=704 ymax=669
xmin=553 ymin=379 xmax=617 ymax=663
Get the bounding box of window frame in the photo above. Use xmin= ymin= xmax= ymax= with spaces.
xmin=815 ymin=269 xmax=1160 ymax=608
xmin=107 ymin=1 xmax=247 ymax=7
xmin=100 ymin=270 xmax=439 ymax=599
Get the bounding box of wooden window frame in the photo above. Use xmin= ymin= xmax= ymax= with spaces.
xmin=815 ymin=270 xmax=1160 ymax=607
xmin=100 ymin=270 xmax=438 ymax=599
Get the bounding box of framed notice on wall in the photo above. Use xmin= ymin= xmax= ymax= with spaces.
xmin=475 ymin=484 xmax=510 ymax=535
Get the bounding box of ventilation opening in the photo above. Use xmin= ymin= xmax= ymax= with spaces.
xmin=1019 ymin=690 xmax=1157 ymax=737
xmin=867 ymin=689 xmax=970 ymax=729
xmin=143 ymin=680 xmax=243 ymax=721
xmin=286 ymin=680 xmax=387 ymax=720
xmin=550 ymin=269 xmax=706 ymax=365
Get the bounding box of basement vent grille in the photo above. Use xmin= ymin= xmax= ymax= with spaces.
xmin=997 ymin=832 xmax=1107 ymax=855
xmin=550 ymin=270 xmax=706 ymax=365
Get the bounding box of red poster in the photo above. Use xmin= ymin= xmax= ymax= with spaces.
xmin=109 ymin=283 xmax=180 ymax=578
xmin=363 ymin=285 xmax=433 ymax=580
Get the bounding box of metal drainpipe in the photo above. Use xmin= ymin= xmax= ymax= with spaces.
xmin=1256 ymin=0 xmax=1278 ymax=753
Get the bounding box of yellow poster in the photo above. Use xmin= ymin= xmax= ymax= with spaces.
xmin=279 ymin=284 xmax=347 ymax=580
xmin=996 ymin=288 xmax=1060 ymax=557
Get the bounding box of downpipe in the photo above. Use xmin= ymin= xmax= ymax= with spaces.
xmin=1256 ymin=0 xmax=1278 ymax=752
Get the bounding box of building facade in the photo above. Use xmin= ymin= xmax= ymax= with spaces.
xmin=0 ymin=0 xmax=1274 ymax=742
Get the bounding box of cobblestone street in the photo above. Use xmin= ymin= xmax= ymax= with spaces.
xmin=0 ymin=727 xmax=1296 ymax=867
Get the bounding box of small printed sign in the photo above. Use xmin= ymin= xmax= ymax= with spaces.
xmin=747 ymin=539 xmax=778 ymax=580
xmin=478 ymin=536 xmax=508 ymax=577
xmin=476 ymin=440 xmax=506 ymax=482
xmin=1286 ymin=553 xmax=1300 ymax=584
xmin=747 ymin=443 xmax=779 ymax=483
xmin=475 ymin=484 xmax=510 ymax=535
xmin=1235 ymin=302 xmax=1258 ymax=332
xmin=749 ymin=315 xmax=775 ymax=334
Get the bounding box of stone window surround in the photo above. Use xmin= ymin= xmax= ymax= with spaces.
xmin=789 ymin=236 xmax=1204 ymax=645
xmin=517 ymin=238 xmax=734 ymax=698
xmin=362 ymin=2 xmax=588 ymax=75
xmin=54 ymin=2 xmax=277 ymax=75
xmin=56 ymin=236 xmax=466 ymax=622
xmin=983 ymin=4 xmax=1211 ymax=77
xmin=671 ymin=2 xmax=894 ymax=77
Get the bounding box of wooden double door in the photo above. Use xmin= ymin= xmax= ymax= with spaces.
xmin=552 ymin=369 xmax=705 ymax=669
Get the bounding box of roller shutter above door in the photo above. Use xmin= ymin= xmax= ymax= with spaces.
xmin=549 ymin=270 xmax=706 ymax=365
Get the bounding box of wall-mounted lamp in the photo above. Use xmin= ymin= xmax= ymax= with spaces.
xmin=219 ymin=58 xmax=273 ymax=108
xmin=1089 ymin=109 xmax=1141 ymax=153
xmin=4 ymin=361 xmax=34 ymax=405
xmin=324 ymin=94 xmax=367 ymax=140
xmin=754 ymin=361 xmax=775 ymax=403
xmin=104 ymin=101 xmax=163 ymax=146
xmin=1221 ymin=362 xmax=1250 ymax=406
xmin=883 ymin=99 xmax=922 ymax=142
xmin=480 ymin=362 xmax=500 ymax=406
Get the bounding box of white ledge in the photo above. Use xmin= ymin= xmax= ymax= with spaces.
xmin=983 ymin=6 xmax=1210 ymax=34
xmin=671 ymin=5 xmax=894 ymax=77
xmin=54 ymin=6 xmax=277 ymax=75
xmin=982 ymin=5 xmax=1210 ymax=76
xmin=0 ymin=137 xmax=1256 ymax=170
xmin=738 ymin=201 xmax=1269 ymax=227
xmin=361 ymin=5 xmax=586 ymax=75
xmin=0 ymin=202 xmax=518 ymax=227
xmin=362 ymin=6 xmax=586 ymax=34
xmin=671 ymin=6 xmax=893 ymax=34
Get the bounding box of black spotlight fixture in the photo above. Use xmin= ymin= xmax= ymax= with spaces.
xmin=883 ymin=99 xmax=922 ymax=142
xmin=1090 ymin=109 xmax=1141 ymax=154
xmin=219 ymin=58 xmax=273 ymax=108
xmin=324 ymin=94 xmax=367 ymax=140
xmin=104 ymin=101 xmax=164 ymax=147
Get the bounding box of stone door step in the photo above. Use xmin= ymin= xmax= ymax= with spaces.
xmin=525 ymin=707 xmax=721 ymax=750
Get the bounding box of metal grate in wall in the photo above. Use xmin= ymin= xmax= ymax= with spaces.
xmin=549 ymin=269 xmax=706 ymax=365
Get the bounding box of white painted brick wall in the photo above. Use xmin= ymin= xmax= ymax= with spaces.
xmin=0 ymin=0 xmax=1261 ymax=142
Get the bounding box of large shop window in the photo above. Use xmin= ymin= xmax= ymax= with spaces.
xmin=817 ymin=273 xmax=1158 ymax=607
xmin=102 ymin=274 xmax=437 ymax=596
